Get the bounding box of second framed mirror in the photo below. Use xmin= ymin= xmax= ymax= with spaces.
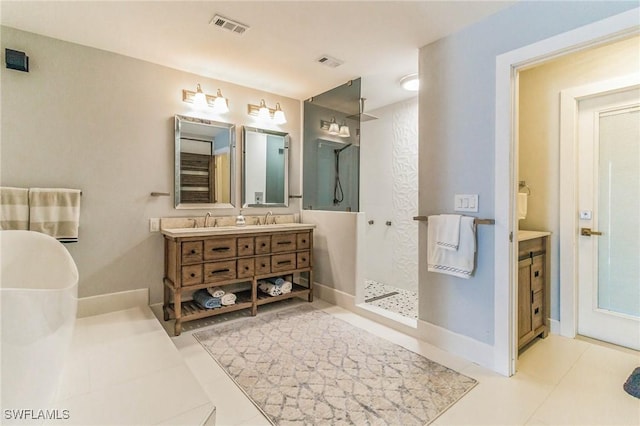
xmin=242 ymin=126 xmax=289 ymax=207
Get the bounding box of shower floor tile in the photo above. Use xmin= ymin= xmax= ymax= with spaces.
xmin=364 ymin=280 xmax=418 ymax=319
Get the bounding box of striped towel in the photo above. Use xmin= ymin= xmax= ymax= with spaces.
xmin=29 ymin=188 xmax=81 ymax=242
xmin=0 ymin=187 xmax=29 ymax=230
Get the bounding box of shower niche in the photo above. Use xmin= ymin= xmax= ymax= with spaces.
xmin=302 ymin=79 xmax=362 ymax=212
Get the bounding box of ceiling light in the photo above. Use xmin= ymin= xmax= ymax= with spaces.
xmin=400 ymin=74 xmax=419 ymax=91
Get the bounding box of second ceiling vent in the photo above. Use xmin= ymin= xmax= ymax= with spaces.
xmin=210 ymin=14 xmax=250 ymax=35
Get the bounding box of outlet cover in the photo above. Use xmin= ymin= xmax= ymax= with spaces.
xmin=149 ymin=218 xmax=160 ymax=232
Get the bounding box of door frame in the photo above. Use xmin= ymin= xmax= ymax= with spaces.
xmin=494 ymin=9 xmax=639 ymax=376
xmin=559 ymin=75 xmax=640 ymax=339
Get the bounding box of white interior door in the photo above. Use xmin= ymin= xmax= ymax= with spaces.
xmin=577 ymin=86 xmax=640 ymax=350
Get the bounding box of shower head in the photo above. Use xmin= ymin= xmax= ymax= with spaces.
xmin=346 ymin=98 xmax=378 ymax=122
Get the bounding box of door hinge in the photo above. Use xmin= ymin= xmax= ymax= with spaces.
xmin=509 ymin=231 xmax=513 ymax=242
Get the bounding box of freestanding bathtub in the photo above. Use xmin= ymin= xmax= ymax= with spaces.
xmin=1 ymin=230 xmax=78 ymax=411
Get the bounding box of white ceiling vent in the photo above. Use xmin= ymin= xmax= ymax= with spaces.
xmin=316 ymin=54 xmax=344 ymax=68
xmin=209 ymin=14 xmax=250 ymax=35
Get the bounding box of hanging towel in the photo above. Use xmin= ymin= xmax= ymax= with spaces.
xmin=258 ymin=280 xmax=282 ymax=297
xmin=518 ymin=193 xmax=528 ymax=220
xmin=435 ymin=214 xmax=462 ymax=251
xmin=428 ymin=215 xmax=476 ymax=279
xmin=29 ymin=188 xmax=81 ymax=242
xmin=220 ymin=293 xmax=237 ymax=306
xmin=0 ymin=187 xmax=29 ymax=230
xmin=207 ymin=287 xmax=225 ymax=298
xmin=193 ymin=289 xmax=221 ymax=309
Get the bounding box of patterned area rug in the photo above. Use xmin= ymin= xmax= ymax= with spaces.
xmin=194 ymin=305 xmax=477 ymax=425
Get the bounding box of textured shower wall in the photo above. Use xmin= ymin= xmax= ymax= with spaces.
xmin=361 ymin=98 xmax=418 ymax=292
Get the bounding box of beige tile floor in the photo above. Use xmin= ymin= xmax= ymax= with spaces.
xmin=43 ymin=306 xmax=215 ymax=426
xmin=152 ymin=298 xmax=640 ymax=426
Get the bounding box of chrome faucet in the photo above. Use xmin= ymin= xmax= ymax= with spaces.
xmin=189 ymin=218 xmax=197 ymax=228
xmin=263 ymin=211 xmax=273 ymax=225
xmin=204 ymin=212 xmax=213 ymax=227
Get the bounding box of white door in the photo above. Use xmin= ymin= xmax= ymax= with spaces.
xmin=577 ymin=86 xmax=640 ymax=350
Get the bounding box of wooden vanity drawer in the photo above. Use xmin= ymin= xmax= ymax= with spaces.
xmin=271 ymin=233 xmax=296 ymax=253
xmin=237 ymin=258 xmax=254 ymax=278
xmin=297 ymin=232 xmax=311 ymax=250
xmin=518 ymin=237 xmax=545 ymax=259
xmin=237 ymin=237 xmax=254 ymax=257
xmin=531 ymin=255 xmax=544 ymax=293
xmin=532 ymin=291 xmax=544 ymax=330
xmin=255 ymin=256 xmax=271 ymax=275
xmin=255 ymin=236 xmax=271 ymax=254
xmin=204 ymin=260 xmax=236 ymax=283
xmin=181 ymin=265 xmax=203 ymax=286
xmin=271 ymin=253 xmax=296 ymax=272
xmin=296 ymin=251 xmax=310 ymax=269
xmin=204 ymin=237 xmax=237 ymax=260
xmin=182 ymin=241 xmax=203 ymax=263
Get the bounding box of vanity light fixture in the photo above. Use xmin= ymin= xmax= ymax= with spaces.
xmin=273 ymin=103 xmax=287 ymax=125
xmin=182 ymin=84 xmax=230 ymax=113
xmin=320 ymin=117 xmax=341 ymax=135
xmin=247 ymin=99 xmax=287 ymax=124
xmin=399 ymin=73 xmax=419 ymax=91
xmin=338 ymin=121 xmax=350 ymax=138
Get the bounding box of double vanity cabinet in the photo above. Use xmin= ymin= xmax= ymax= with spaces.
xmin=162 ymin=223 xmax=314 ymax=335
xmin=518 ymin=231 xmax=551 ymax=350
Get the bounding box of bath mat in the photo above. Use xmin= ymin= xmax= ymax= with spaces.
xmin=194 ymin=304 xmax=477 ymax=425
xmin=624 ymin=367 xmax=640 ymax=399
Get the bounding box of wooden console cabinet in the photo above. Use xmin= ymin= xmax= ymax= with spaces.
xmin=518 ymin=232 xmax=550 ymax=350
xmin=162 ymin=226 xmax=314 ymax=335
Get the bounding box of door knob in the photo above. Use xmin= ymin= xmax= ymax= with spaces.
xmin=581 ymin=227 xmax=603 ymax=236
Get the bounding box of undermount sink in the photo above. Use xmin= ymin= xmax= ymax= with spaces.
xmin=161 ymin=222 xmax=315 ymax=238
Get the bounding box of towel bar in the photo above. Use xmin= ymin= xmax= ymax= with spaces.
xmin=413 ymin=216 xmax=495 ymax=225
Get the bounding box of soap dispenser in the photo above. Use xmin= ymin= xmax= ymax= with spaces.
xmin=236 ymin=210 xmax=246 ymax=226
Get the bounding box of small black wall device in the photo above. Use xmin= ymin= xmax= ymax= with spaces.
xmin=6 ymin=49 xmax=29 ymax=72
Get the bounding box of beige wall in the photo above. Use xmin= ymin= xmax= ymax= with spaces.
xmin=518 ymin=35 xmax=640 ymax=319
xmin=1 ymin=27 xmax=302 ymax=303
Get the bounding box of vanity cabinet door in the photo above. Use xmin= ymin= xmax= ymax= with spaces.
xmin=182 ymin=242 xmax=203 ymax=264
xmin=182 ymin=265 xmax=203 ymax=286
xmin=237 ymin=237 xmax=254 ymax=257
xmin=237 ymin=258 xmax=254 ymax=278
xmin=255 ymin=256 xmax=271 ymax=275
xmin=204 ymin=237 xmax=237 ymax=260
xmin=297 ymin=232 xmax=311 ymax=250
xmin=297 ymin=252 xmax=310 ymax=269
xmin=255 ymin=236 xmax=271 ymax=254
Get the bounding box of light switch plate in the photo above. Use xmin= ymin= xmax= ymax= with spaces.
xmin=149 ymin=218 xmax=160 ymax=232
xmin=454 ymin=194 xmax=479 ymax=212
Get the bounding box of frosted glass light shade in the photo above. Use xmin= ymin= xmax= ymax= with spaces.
xmin=193 ymin=84 xmax=207 ymax=108
xmin=338 ymin=124 xmax=350 ymax=138
xmin=273 ymin=103 xmax=287 ymax=124
xmin=213 ymin=89 xmax=229 ymax=113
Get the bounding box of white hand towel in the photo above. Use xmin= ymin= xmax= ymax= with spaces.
xmin=258 ymin=281 xmax=282 ymax=297
xmin=220 ymin=293 xmax=237 ymax=306
xmin=518 ymin=193 xmax=528 ymax=220
xmin=435 ymin=214 xmax=462 ymax=251
xmin=280 ymin=281 xmax=293 ymax=294
xmin=0 ymin=187 xmax=29 ymax=230
xmin=428 ymin=216 xmax=476 ymax=279
xmin=207 ymin=287 xmax=225 ymax=298
xmin=28 ymin=188 xmax=81 ymax=241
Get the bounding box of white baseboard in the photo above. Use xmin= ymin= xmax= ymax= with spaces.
xmin=549 ymin=318 xmax=561 ymax=334
xmin=77 ymin=288 xmax=149 ymax=318
xmin=314 ymin=282 xmax=492 ymax=364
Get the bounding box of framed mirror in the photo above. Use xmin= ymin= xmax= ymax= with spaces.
xmin=242 ymin=126 xmax=289 ymax=207
xmin=175 ymin=115 xmax=235 ymax=209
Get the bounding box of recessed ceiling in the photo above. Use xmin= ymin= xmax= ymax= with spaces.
xmin=0 ymin=1 xmax=514 ymax=110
